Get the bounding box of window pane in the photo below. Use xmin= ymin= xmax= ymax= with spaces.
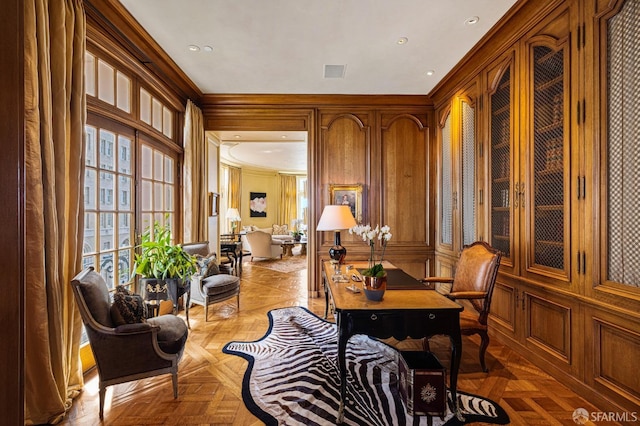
xmin=84 ymin=169 xmax=97 ymax=210
xmin=100 ymin=172 xmax=115 ymax=210
xmin=97 ymin=59 xmax=115 ymax=105
xmin=164 ymin=156 xmax=174 ymax=183
xmin=85 ymin=52 xmax=96 ymax=96
xmin=141 ymin=144 xmax=153 ymax=179
xmin=140 ymin=88 xmax=151 ymax=124
xmin=163 ymin=106 xmax=173 ymax=137
xmin=100 ymin=212 xmax=115 ymax=250
xmin=99 ymin=129 xmax=115 ymax=171
xmin=154 ymin=182 xmax=164 ymax=211
xmin=83 ymin=256 xmax=95 ymax=270
xmin=119 ymin=213 xmax=133 ymax=248
xmin=119 ymin=176 xmax=131 ymax=210
xmin=99 ymin=252 xmax=115 ymax=289
xmin=154 ymin=149 xmax=164 ymax=180
xmin=85 ymin=125 xmax=97 ymax=167
xmin=118 ymin=136 xmax=132 ymax=175
xmin=141 ymin=180 xmax=152 ymax=211
xmin=152 ymin=98 xmax=163 ymax=131
xmin=116 ymin=71 xmax=131 ymax=113
xmin=83 ymin=212 xmax=97 ymax=254
xmin=141 ymin=213 xmax=153 ymax=234
xmin=165 ymin=185 xmax=173 ymax=210
xmin=117 ymin=250 xmax=132 ymax=284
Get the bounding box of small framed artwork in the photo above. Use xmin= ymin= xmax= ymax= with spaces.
xmin=329 ymin=184 xmax=363 ymax=223
xmin=250 ymin=191 xmax=267 ymax=217
xmin=209 ymin=192 xmax=219 ymax=217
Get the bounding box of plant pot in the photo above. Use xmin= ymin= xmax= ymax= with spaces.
xmin=363 ymin=274 xmax=387 ymax=301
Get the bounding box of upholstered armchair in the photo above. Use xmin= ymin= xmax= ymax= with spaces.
xmin=71 ymin=267 xmax=188 ymax=419
xmin=421 ymin=241 xmax=502 ymax=372
xmin=182 ymin=241 xmax=241 ymax=321
xmin=244 ymin=230 xmax=283 ymax=260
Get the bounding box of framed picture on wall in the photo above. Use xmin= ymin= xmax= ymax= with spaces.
xmin=250 ymin=191 xmax=267 ymax=217
xmin=209 ymin=192 xmax=219 ymax=217
xmin=329 ymin=184 xmax=363 ymax=223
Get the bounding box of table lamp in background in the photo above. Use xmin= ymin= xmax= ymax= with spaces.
xmin=226 ymin=208 xmax=241 ymax=233
xmin=316 ymin=205 xmax=357 ymax=263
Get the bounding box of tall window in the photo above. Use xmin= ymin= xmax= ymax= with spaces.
xmin=83 ymin=123 xmax=134 ymax=287
xmin=83 ymin=51 xmax=180 ymax=289
xmin=140 ymin=142 xmax=177 ymax=240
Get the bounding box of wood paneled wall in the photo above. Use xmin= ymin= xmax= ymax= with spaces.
xmin=201 ymin=95 xmax=434 ymax=293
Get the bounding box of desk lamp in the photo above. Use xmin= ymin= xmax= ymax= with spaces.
xmin=226 ymin=208 xmax=241 ymax=233
xmin=316 ymin=205 xmax=357 ymax=263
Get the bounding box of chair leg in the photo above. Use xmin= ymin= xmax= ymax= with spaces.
xmin=99 ymin=384 xmax=106 ymax=419
xmin=205 ymin=296 xmax=210 ymax=322
xmin=171 ymin=371 xmax=178 ymax=398
xmin=478 ymin=331 xmax=490 ymax=372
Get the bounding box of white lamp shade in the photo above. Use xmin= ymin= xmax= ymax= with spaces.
xmin=226 ymin=208 xmax=241 ymax=221
xmin=316 ymin=205 xmax=357 ymax=231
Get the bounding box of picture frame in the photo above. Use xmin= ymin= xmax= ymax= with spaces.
xmin=250 ymin=191 xmax=267 ymax=218
xmin=329 ymin=184 xmax=363 ymax=223
xmin=209 ymin=192 xmax=219 ymax=217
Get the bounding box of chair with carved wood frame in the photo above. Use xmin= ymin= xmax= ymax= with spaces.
xmin=422 ymin=241 xmax=502 ymax=372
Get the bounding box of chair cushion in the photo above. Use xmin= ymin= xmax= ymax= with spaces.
xmin=195 ymin=254 xmax=220 ymax=278
xmin=77 ymin=271 xmax=113 ymax=327
xmin=202 ymin=274 xmax=240 ymax=297
xmin=146 ymin=314 xmax=189 ymax=354
xmin=272 ymin=224 xmax=288 ymax=235
xmin=111 ymin=285 xmax=147 ymax=325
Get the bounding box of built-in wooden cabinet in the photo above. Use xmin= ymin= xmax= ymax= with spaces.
xmin=435 ymin=80 xmax=479 ymax=268
xmin=436 ymin=0 xmax=640 ymax=415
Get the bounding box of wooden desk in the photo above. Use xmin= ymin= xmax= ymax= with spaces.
xmin=322 ymin=261 xmax=463 ymax=423
xmin=220 ymin=241 xmax=243 ymax=276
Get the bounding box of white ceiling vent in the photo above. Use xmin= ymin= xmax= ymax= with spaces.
xmin=324 ymin=64 xmax=346 ymax=78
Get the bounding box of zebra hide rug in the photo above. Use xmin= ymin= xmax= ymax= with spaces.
xmin=222 ymin=306 xmax=510 ymax=426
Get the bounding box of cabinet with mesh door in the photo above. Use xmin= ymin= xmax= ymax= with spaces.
xmin=398 ymin=351 xmax=447 ymax=417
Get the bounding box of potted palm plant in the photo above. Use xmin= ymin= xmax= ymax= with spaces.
xmin=132 ymin=221 xmax=198 ymax=308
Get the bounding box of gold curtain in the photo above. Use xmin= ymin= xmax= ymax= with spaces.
xmin=228 ymin=166 xmax=242 ymax=225
xmin=279 ymin=174 xmax=298 ymax=228
xmin=24 ymin=0 xmax=85 ymax=423
xmin=182 ymin=100 xmax=207 ymax=242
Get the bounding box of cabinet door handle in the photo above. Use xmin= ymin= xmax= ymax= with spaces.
xmin=520 ymin=183 xmax=525 ymax=208
xmin=514 ymin=182 xmax=519 ymax=208
xmin=428 ymin=313 xmax=436 ymax=320
xmin=370 ymin=314 xmax=378 ymax=321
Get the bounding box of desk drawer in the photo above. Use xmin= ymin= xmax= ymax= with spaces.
xmin=345 ymin=311 xmax=458 ymax=339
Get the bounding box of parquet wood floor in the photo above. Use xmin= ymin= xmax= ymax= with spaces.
xmin=60 ymin=256 xmax=615 ymax=425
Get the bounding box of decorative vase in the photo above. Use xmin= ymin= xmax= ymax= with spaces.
xmin=363 ymin=274 xmax=387 ymax=301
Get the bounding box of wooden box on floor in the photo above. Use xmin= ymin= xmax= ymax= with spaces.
xmin=398 ymin=351 xmax=447 ymax=417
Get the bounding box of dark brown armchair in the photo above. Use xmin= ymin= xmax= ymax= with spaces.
xmin=71 ymin=268 xmax=188 ymax=419
xmin=422 ymin=241 xmax=502 ymax=372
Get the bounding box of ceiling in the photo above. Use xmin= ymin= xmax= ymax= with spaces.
xmin=119 ymin=0 xmax=518 ymax=171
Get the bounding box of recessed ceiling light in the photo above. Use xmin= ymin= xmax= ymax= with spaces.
xmin=188 ymin=45 xmax=200 ymax=52
xmin=234 ymin=135 xmax=241 ymax=139
xmin=397 ymin=37 xmax=409 ymax=45
xmin=465 ymin=16 xmax=479 ymax=25
xmin=426 ymin=69 xmax=435 ymax=76
xmin=281 ymin=135 xmax=287 ymax=139
xmin=203 ymin=45 xmax=214 ymax=52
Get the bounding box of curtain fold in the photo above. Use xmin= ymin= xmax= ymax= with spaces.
xmin=279 ymin=174 xmax=298 ymax=228
xmin=182 ymin=100 xmax=207 ymax=242
xmin=24 ymin=0 xmax=86 ymax=423
xmin=228 ymin=166 xmax=242 ymax=226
